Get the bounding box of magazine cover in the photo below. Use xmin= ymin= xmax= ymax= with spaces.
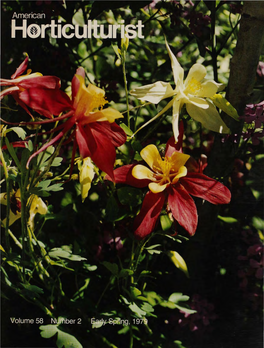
xmin=1 ymin=1 xmax=263 ymax=347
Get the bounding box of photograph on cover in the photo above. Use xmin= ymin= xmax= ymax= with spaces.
xmin=1 ymin=1 xmax=263 ymax=347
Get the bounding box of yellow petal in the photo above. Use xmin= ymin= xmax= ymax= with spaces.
xmin=167 ymin=250 xmax=189 ymax=277
xmin=130 ymin=81 xmax=174 ymax=104
xmin=29 ymin=195 xmax=48 ymax=216
xmin=170 ymin=152 xmax=190 ymax=172
xmin=140 ymin=144 xmax=162 ymax=171
xmin=186 ymin=96 xmax=209 ymax=109
xmin=165 ymin=40 xmax=184 ymax=87
xmin=1 ymin=211 xmax=21 ymax=227
xmin=184 ymin=64 xmax=206 ymax=86
xmin=171 ymin=166 xmax=188 ymax=184
xmin=197 ymin=80 xmax=220 ymax=98
xmin=172 ymin=99 xmax=182 ymax=141
xmin=186 ymin=100 xmax=230 ymax=134
xmin=148 ymin=182 xmax=168 ymax=193
xmin=0 ymin=192 xmax=8 ymax=206
xmin=79 ymin=157 xmax=95 ymax=202
xmin=132 ymin=164 xmax=156 ymax=180
xmin=74 ymin=76 xmax=106 ymax=117
xmin=83 ymin=107 xmax=123 ymax=124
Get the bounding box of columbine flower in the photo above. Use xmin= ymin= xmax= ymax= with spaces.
xmin=21 ymin=67 xmax=126 ymax=180
xmin=0 ymin=189 xmax=47 ymax=229
xmin=0 ymin=56 xmax=61 ymax=118
xmin=78 ymin=157 xmax=95 ymax=202
xmin=107 ymin=125 xmax=231 ymax=239
xmin=130 ymin=41 xmax=229 ymax=140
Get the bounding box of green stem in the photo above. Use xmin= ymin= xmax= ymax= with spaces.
xmin=129 ymin=322 xmax=134 ymax=348
xmin=210 ymin=2 xmax=218 ymax=82
xmin=122 ymin=56 xmax=130 ymax=128
xmin=31 ymin=131 xmax=69 ymax=189
xmin=8 ymin=229 xmax=22 ymax=249
xmin=96 ymin=280 xmax=111 ymax=308
xmin=0 ymin=147 xmax=11 ymax=252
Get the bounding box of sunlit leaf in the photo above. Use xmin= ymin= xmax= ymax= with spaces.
xmin=40 ymin=325 xmax=83 ymax=348
xmin=210 ymin=94 xmax=239 ymax=121
xmin=48 ymin=248 xmax=87 ymax=261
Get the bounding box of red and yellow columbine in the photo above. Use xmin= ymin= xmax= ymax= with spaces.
xmin=20 ymin=67 xmax=126 ymax=181
xmin=130 ymin=41 xmax=230 ymax=140
xmin=0 ymin=56 xmax=61 ymax=118
xmin=107 ymin=125 xmax=231 ymax=239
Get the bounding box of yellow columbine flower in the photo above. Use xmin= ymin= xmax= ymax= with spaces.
xmin=78 ymin=157 xmax=95 ymax=202
xmin=132 ymin=144 xmax=190 ymax=193
xmin=130 ymin=41 xmax=230 ymax=140
xmin=0 ymin=189 xmax=47 ymax=229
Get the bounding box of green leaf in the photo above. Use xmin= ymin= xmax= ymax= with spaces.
xmin=30 ymin=180 xmax=63 ymax=197
xmin=102 ymin=261 xmax=119 ymax=275
xmin=117 ymin=187 xmax=143 ymax=207
xmin=118 ymin=268 xmax=133 ymax=278
xmin=72 ymin=8 xmax=85 ymax=26
xmin=145 ymin=244 xmax=162 ymax=255
xmin=118 ymin=326 xmax=130 ymax=335
xmin=218 ymin=216 xmax=238 ymax=223
xmin=20 ymin=284 xmax=44 ymax=295
xmin=141 ymin=302 xmax=154 ymax=313
xmin=7 ymin=127 xmax=27 ymax=140
xmin=128 ymin=303 xmax=146 ymax=318
xmin=252 ymin=217 xmax=264 ymax=231
xmin=112 ymin=44 xmax=121 ymax=60
xmin=51 ymin=157 xmax=63 ymax=167
xmin=168 ymin=293 xmax=189 ymax=303
xmin=39 ymin=324 xmax=58 ymax=338
xmin=40 ymin=325 xmax=83 ymax=348
xmin=119 ymin=122 xmax=133 ymax=136
xmin=210 ymin=94 xmax=239 ymax=121
xmin=48 ymin=248 xmax=87 ymax=261
xmin=131 ymin=140 xmax=143 ymax=153
xmin=130 ymin=287 xmax=142 ymax=298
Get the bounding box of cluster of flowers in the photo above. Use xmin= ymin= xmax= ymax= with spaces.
xmin=1 ymin=40 xmax=233 ymax=239
xmin=178 ymin=294 xmax=218 ymax=333
xmin=237 ymin=229 xmax=263 ymax=311
xmin=241 ymin=101 xmax=264 ymax=146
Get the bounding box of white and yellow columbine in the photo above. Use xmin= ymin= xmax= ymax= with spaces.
xmin=130 ymin=41 xmax=230 ymax=140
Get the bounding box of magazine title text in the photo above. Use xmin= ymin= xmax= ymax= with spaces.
xmin=11 ymin=16 xmax=145 ymax=39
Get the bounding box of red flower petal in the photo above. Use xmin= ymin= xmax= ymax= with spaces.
xmin=75 ymin=124 xmax=91 ymax=158
xmin=83 ymin=123 xmax=118 ymax=180
xmin=180 ymin=173 xmax=231 ymax=204
xmin=18 ymin=76 xmax=61 ymax=89
xmin=134 ymin=191 xmax=165 ymax=239
xmin=168 ymin=185 xmax=198 ymax=236
xmin=11 ymin=56 xmax=29 ymax=79
xmin=19 ymin=88 xmax=72 ymax=118
xmin=72 ymin=67 xmax=85 ymax=101
xmin=165 ymin=120 xmax=184 ymax=157
xmin=106 ymin=163 xmax=150 ymax=187
xmin=109 ymin=122 xmax=127 ymax=147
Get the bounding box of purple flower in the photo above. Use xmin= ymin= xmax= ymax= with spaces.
xmin=243 ymin=101 xmax=264 ymax=129
xmin=178 ymin=294 xmax=218 ymax=332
